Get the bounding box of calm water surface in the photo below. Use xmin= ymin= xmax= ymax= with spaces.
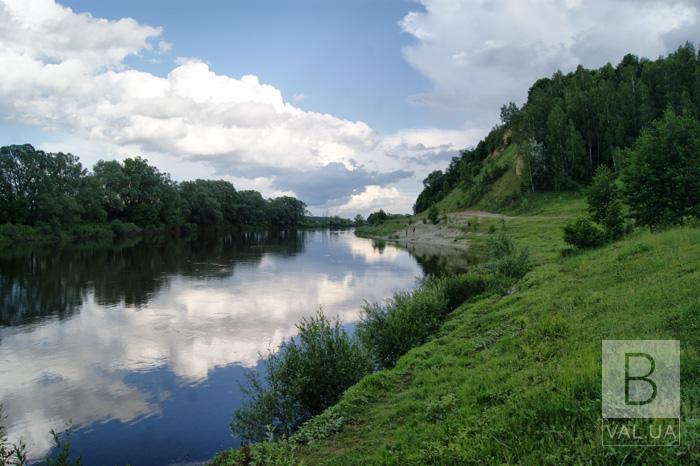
xmin=0 ymin=229 xmax=441 ymax=465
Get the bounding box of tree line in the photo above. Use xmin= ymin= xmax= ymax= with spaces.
xmin=0 ymin=144 xmax=307 ymax=239
xmin=415 ymin=42 xmax=700 ymax=213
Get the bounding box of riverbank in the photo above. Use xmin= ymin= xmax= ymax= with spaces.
xmin=355 ymin=210 xmax=511 ymax=257
xmin=211 ymin=193 xmax=700 ymax=464
xmin=0 ymin=221 xmax=181 ymax=246
xmin=0 ymin=221 xmax=318 ymax=247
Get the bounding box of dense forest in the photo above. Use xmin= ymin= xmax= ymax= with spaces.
xmin=0 ymin=144 xmax=307 ymax=241
xmin=415 ymin=42 xmax=700 ymax=213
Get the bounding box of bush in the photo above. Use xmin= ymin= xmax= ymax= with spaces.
xmin=428 ymin=205 xmax=440 ymax=225
xmin=0 ymin=223 xmax=36 ymax=241
xmin=357 ymin=282 xmax=448 ymax=368
xmin=0 ymin=223 xmax=52 ymax=243
xmin=487 ymin=233 xmax=531 ymax=279
xmin=586 ymin=166 xmax=626 ymax=241
xmin=110 ymin=219 xmax=142 ymax=237
xmin=563 ymin=216 xmax=606 ymax=249
xmin=357 ymin=273 xmax=493 ymax=369
xmin=180 ymin=222 xmax=198 ymax=236
xmin=441 ymin=271 xmax=498 ymax=309
xmin=68 ymin=223 xmax=113 ymax=240
xmin=231 ymin=311 xmax=372 ymax=442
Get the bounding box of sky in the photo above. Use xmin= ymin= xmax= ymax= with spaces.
xmin=0 ymin=0 xmax=699 ymax=215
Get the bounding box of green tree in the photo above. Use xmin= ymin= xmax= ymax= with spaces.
xmin=586 ymin=165 xmax=625 ymax=240
xmin=587 ymin=166 xmax=618 ymax=223
xmin=179 ymin=180 xmax=224 ymax=226
xmin=500 ymin=101 xmax=520 ymax=126
xmin=623 ymin=110 xmax=700 ymax=228
xmin=93 ymin=157 xmax=179 ymax=228
xmin=353 ymin=214 xmax=364 ymax=226
xmin=0 ymin=145 xmax=84 ymax=227
xmin=367 ymin=209 xmax=388 ymax=225
xmin=414 ymin=170 xmax=445 ymax=213
xmin=266 ymin=196 xmax=306 ymax=228
xmin=233 ymin=190 xmax=268 ymax=225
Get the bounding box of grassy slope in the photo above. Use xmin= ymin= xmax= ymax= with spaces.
xmin=214 ymin=145 xmax=700 ymax=464
xmin=354 ymin=143 xmax=524 ymax=240
xmin=290 ymin=216 xmax=700 ymax=464
xmin=436 ymin=144 xmax=522 ymax=214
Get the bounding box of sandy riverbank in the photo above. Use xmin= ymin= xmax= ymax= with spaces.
xmin=364 ymin=210 xmax=507 ymax=256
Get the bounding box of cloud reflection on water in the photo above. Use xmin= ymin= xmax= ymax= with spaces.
xmin=0 ymin=230 xmax=423 ymax=459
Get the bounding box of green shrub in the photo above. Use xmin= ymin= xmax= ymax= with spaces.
xmin=441 ymin=271 xmax=497 ymax=308
xmin=0 ymin=223 xmax=42 ymax=241
xmin=231 ymin=311 xmax=372 ymax=442
xmin=68 ymin=223 xmax=113 ymax=240
xmin=357 ymin=282 xmax=448 ymax=369
xmin=292 ymin=404 xmax=346 ymax=445
xmin=428 ymin=205 xmax=440 ymax=225
xmin=110 ymin=220 xmax=142 ymax=237
xmin=211 ymin=439 xmax=298 ymax=466
xmin=180 ymin=222 xmax=198 ymax=236
xmin=487 ymin=233 xmax=531 ymax=279
xmin=563 ymin=216 xmax=606 ymax=249
xmin=357 ymin=273 xmax=493 ymax=369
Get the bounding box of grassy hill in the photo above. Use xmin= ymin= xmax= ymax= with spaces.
xmin=213 ymin=185 xmax=700 ymax=464
xmin=282 ymin=224 xmax=700 ymax=465
xmin=210 ymin=47 xmax=700 ymax=464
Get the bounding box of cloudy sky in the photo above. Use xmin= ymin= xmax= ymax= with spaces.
xmin=0 ymin=0 xmax=698 ymax=215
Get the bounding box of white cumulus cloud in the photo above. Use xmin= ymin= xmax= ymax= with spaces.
xmin=400 ymin=0 xmax=700 ymax=127
xmin=0 ymin=0 xmax=473 ymax=214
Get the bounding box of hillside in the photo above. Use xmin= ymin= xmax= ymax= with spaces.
xmin=212 ymin=188 xmax=700 ymax=464
xmin=213 ymin=193 xmax=700 ymax=464
xmin=434 ymin=143 xmax=523 ymax=214
xmin=210 ymin=45 xmax=700 ymax=465
xmin=284 ymin=223 xmax=700 ymax=464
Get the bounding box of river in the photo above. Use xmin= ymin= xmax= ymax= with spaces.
xmin=0 ymin=229 xmax=446 ymax=465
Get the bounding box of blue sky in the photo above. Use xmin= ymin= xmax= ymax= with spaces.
xmin=0 ymin=0 xmax=697 ymax=215
xmin=61 ymin=0 xmax=434 ymax=133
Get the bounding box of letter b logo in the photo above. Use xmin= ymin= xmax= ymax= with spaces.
xmin=624 ymin=353 xmax=657 ymax=406
xmin=602 ymin=340 xmax=679 ymax=419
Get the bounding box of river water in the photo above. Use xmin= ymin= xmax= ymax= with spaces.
xmin=0 ymin=229 xmax=441 ymax=465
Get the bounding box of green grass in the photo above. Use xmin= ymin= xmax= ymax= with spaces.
xmin=354 ymin=217 xmax=411 ymax=239
xmin=456 ymin=192 xmax=587 ymax=262
xmin=213 ymin=188 xmax=700 ymax=464
xmin=214 ymin=148 xmax=700 ymax=465
xmin=433 ymin=144 xmax=522 ymax=214
xmin=471 ymin=144 xmax=522 ymax=211
xmin=266 ymin=226 xmax=700 ymax=465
